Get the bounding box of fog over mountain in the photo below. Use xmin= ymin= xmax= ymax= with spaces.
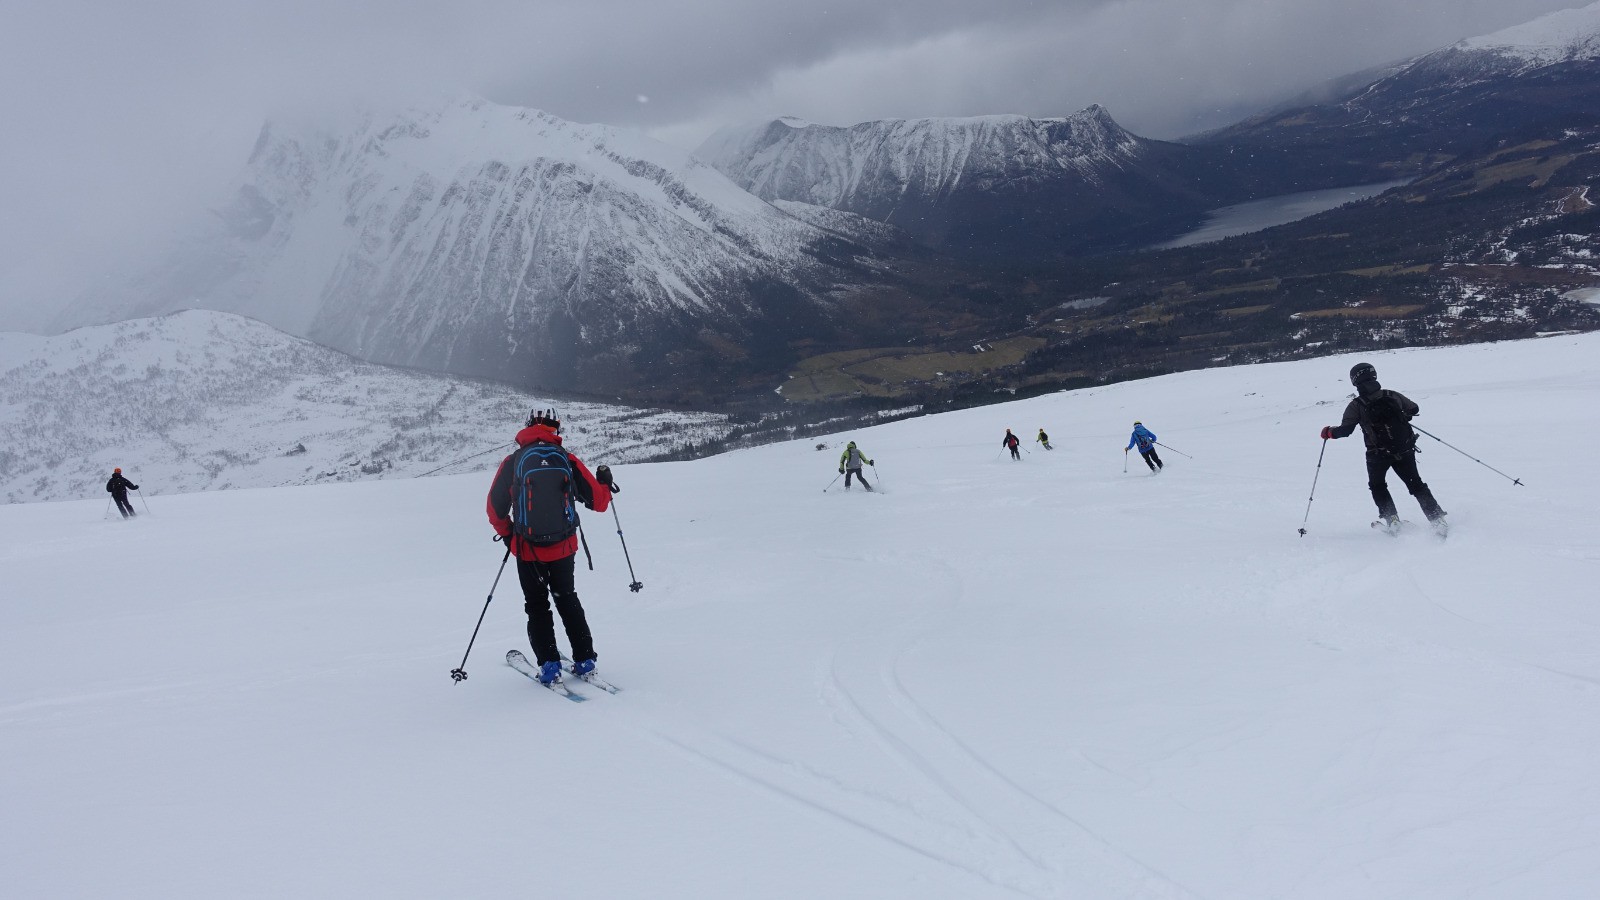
xmin=1 ymin=0 xmax=1585 ymax=332
xmin=52 ymin=97 xmax=893 ymax=396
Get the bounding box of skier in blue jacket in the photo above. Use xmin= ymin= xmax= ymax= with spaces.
xmin=1126 ymin=421 xmax=1163 ymax=472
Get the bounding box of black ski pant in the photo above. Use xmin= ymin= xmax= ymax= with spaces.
xmin=112 ymin=492 xmax=136 ymax=517
xmin=1366 ymin=450 xmax=1444 ymax=521
xmin=844 ymin=467 xmax=871 ymax=489
xmin=518 ymin=554 xmax=595 ymax=666
xmin=1008 ymin=444 xmax=1021 ymax=460
xmin=1140 ymin=448 xmax=1163 ymax=471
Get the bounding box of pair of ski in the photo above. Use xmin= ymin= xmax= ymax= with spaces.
xmin=1371 ymin=518 xmax=1449 ymax=539
xmin=506 ymin=649 xmax=621 ymax=703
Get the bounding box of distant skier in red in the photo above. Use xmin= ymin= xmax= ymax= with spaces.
xmin=486 ymin=409 xmax=616 ymax=685
xmin=1002 ymin=428 xmax=1022 ymax=460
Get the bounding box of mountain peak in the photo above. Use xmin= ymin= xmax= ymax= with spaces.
xmin=1456 ymin=1 xmax=1600 ymax=63
xmin=57 ymin=100 xmax=888 ymax=397
xmin=695 ymin=106 xmax=1205 ymax=258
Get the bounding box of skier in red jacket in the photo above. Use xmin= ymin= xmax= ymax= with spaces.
xmin=486 ymin=409 xmax=615 ymax=684
xmin=1002 ymin=429 xmax=1022 ymax=461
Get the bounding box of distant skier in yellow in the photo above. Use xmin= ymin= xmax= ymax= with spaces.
xmin=838 ymin=441 xmax=874 ymax=491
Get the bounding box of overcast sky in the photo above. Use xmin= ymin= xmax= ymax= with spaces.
xmin=0 ymin=0 xmax=1584 ymax=331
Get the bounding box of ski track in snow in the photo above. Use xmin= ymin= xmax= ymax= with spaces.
xmin=646 ymin=556 xmax=1058 ymax=896
xmin=881 ymin=664 xmax=1201 ymax=899
xmin=818 ymin=554 xmax=1196 ymax=898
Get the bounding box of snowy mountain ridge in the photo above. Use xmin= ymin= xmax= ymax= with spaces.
xmin=1457 ymin=1 xmax=1600 ymax=66
xmin=0 ymin=310 xmax=728 ymax=504
xmin=695 ymin=105 xmax=1242 ymax=257
xmin=1194 ymin=1 xmax=1600 ymax=204
xmin=56 ymin=97 xmax=886 ymax=396
xmin=698 ymin=105 xmax=1140 ymax=211
xmin=1342 ymin=1 xmax=1600 ymax=96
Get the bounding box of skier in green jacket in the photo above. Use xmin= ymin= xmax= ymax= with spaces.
xmin=838 ymin=441 xmax=874 ymax=491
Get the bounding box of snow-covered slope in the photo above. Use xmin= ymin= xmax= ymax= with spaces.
xmin=1456 ymin=1 xmax=1600 ymax=68
xmin=0 ymin=310 xmax=727 ymax=503
xmin=698 ymin=107 xmax=1213 ymax=255
xmin=4 ymin=334 xmax=1597 ymax=897
xmin=1196 ymin=2 xmax=1600 ymax=192
xmin=56 ymin=97 xmax=886 ymax=395
xmin=1327 ymin=1 xmax=1600 ymax=106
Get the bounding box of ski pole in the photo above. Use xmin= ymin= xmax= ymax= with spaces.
xmin=103 ymin=497 xmax=114 ymax=519
xmin=1155 ymin=441 xmax=1193 ymax=459
xmin=450 ymin=543 xmax=513 ymax=683
xmin=870 ymin=462 xmax=884 ymax=490
xmin=1123 ymin=450 xmax=1129 ymax=474
xmin=578 ymin=522 xmax=594 ymax=571
xmin=823 ymin=472 xmax=843 ymax=492
xmin=611 ymin=503 xmax=643 ymax=592
xmin=135 ymin=488 xmax=152 ymax=515
xmin=1412 ymin=425 xmax=1523 ymax=486
xmin=1298 ymin=438 xmax=1329 ymax=537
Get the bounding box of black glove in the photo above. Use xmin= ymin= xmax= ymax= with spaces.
xmin=130 ymin=484 xmax=140 ymax=491
xmin=595 ymin=464 xmax=619 ymax=492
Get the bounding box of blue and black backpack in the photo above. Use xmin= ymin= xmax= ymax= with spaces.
xmin=511 ymin=444 xmax=580 ymax=546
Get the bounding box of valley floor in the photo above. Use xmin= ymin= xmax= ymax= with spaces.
xmin=3 ymin=334 xmax=1598 ymax=898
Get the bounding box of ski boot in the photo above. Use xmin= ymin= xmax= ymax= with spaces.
xmin=1374 ymin=514 xmax=1402 ymax=535
xmin=572 ymin=658 xmax=597 ymax=678
xmin=538 ymin=660 xmax=563 ymax=684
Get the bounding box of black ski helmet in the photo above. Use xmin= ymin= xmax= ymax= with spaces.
xmin=1349 ymin=362 xmax=1378 ymax=386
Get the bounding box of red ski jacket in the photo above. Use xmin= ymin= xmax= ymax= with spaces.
xmin=486 ymin=425 xmax=612 ymax=562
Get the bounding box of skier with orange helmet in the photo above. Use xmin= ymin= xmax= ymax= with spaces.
xmin=106 ymin=467 xmax=139 ymax=518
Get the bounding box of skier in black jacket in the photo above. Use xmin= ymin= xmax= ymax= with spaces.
xmin=1320 ymin=362 xmax=1447 ymax=532
xmin=1002 ymin=429 xmax=1022 ymax=461
xmin=106 ymin=467 xmax=139 ymax=518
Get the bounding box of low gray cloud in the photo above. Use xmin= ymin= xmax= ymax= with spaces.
xmin=0 ymin=0 xmax=1582 ymax=330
